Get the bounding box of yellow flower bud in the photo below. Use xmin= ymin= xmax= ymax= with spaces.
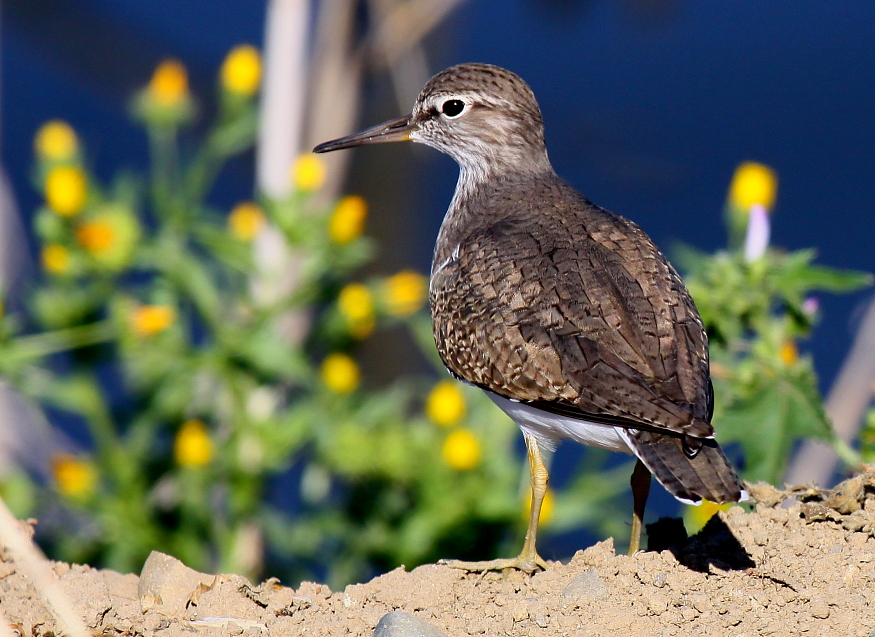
xmin=525 ymin=487 xmax=556 ymax=526
xmin=77 ymin=204 xmax=140 ymax=270
xmin=76 ymin=220 xmax=115 ymax=255
xmin=686 ymin=499 xmax=733 ymax=534
xmin=384 ymin=270 xmax=427 ymax=316
xmin=42 ymin=244 xmax=71 ymax=274
xmin=728 ymin=161 xmax=778 ymax=212
xmin=292 ymin=154 xmax=326 ymax=192
xmin=320 ymin=353 xmax=360 ymax=394
xmin=45 ymin=166 xmax=87 ymax=216
xmin=337 ymin=283 xmax=375 ymax=338
xmin=779 ymin=340 xmax=799 ymax=366
xmin=221 ymin=45 xmax=262 ymax=96
xmin=174 ymin=419 xmax=214 ymax=467
xmin=228 ymin=201 xmax=266 ymax=241
xmin=34 ymin=120 xmax=78 ymax=161
xmin=148 ymin=59 xmax=190 ymax=107
xmin=442 ymin=428 xmax=482 ymax=471
xmin=131 ymin=305 xmax=176 ymax=337
xmin=328 ymin=195 xmax=368 ymax=244
xmin=51 ymin=453 xmax=97 ymax=498
xmin=426 ymin=380 xmax=465 ymax=427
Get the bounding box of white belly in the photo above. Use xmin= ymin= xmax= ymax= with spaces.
xmin=486 ymin=391 xmax=633 ymax=454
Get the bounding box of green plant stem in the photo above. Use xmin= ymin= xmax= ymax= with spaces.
xmin=833 ymin=437 xmax=863 ymax=470
xmin=185 ymin=140 xmax=225 ymax=205
xmin=148 ymin=125 xmax=181 ymax=224
xmin=11 ymin=321 xmax=115 ymax=362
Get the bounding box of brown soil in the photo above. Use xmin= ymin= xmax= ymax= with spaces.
xmin=3 ymin=472 xmax=875 ymax=637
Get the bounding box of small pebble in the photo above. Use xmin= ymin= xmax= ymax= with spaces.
xmin=511 ymin=603 xmax=529 ymax=622
xmin=561 ymin=570 xmax=607 ymax=600
xmin=809 ymin=601 xmax=831 ymax=619
xmin=648 ymin=593 xmax=669 ymax=615
xmin=373 ymin=611 xmax=449 ymax=637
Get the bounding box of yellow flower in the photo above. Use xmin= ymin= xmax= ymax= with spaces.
xmin=51 ymin=454 xmax=97 ymax=498
xmin=76 ymin=220 xmax=115 ymax=255
xmin=384 ymin=270 xmax=427 ymax=316
xmin=292 ymin=154 xmax=326 ymax=192
xmin=42 ymin=244 xmax=71 ymax=274
xmin=780 ymin=340 xmax=799 ymax=366
xmin=525 ymin=487 xmax=556 ymax=526
xmin=728 ymin=161 xmax=778 ymax=212
xmin=320 ymin=353 xmax=360 ymax=394
xmin=34 ymin=120 xmax=78 ymax=161
xmin=148 ymin=59 xmax=190 ymax=107
xmin=442 ymin=428 xmax=482 ymax=471
xmin=686 ymin=499 xmax=733 ymax=534
xmin=228 ymin=201 xmax=266 ymax=241
xmin=79 ymin=205 xmax=140 ymax=270
xmin=426 ymin=380 xmax=465 ymax=427
xmin=45 ymin=166 xmax=87 ymax=216
xmin=328 ymin=195 xmax=367 ymax=244
xmin=337 ymin=283 xmax=375 ymax=338
xmin=221 ymin=45 xmax=262 ymax=96
xmin=131 ymin=305 xmax=176 ymax=337
xmin=174 ymin=419 xmax=214 ymax=467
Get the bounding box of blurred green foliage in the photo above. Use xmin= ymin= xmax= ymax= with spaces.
xmin=0 ymin=53 xmax=870 ymax=588
xmin=681 ymin=248 xmax=870 ymax=482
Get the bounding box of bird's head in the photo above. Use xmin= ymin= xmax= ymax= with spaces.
xmin=314 ymin=63 xmax=552 ymax=181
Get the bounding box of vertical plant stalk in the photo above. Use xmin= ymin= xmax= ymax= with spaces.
xmin=148 ymin=127 xmax=181 ymax=224
xmin=0 ymin=168 xmax=32 ymax=294
xmin=252 ymin=0 xmax=312 ymax=342
xmin=0 ymin=497 xmax=90 ymax=637
xmin=303 ymin=0 xmax=364 ymax=199
xmin=784 ymin=295 xmax=875 ymax=486
xmin=369 ymin=0 xmax=468 ymax=113
xmin=256 ymin=0 xmax=310 ymax=199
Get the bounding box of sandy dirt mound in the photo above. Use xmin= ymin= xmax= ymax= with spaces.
xmin=3 ymin=472 xmax=875 ymax=637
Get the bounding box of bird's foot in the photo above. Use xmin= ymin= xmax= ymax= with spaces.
xmin=438 ymin=552 xmax=549 ymax=574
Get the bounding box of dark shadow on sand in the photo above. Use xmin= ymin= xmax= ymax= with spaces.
xmin=645 ymin=515 xmax=755 ymax=572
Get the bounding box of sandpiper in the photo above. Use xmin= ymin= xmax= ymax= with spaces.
xmin=315 ymin=63 xmax=746 ymax=572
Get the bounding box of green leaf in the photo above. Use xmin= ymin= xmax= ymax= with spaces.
xmin=192 ymin=221 xmax=256 ymax=273
xmin=209 ymin=107 xmax=258 ymax=158
xmin=718 ymin=371 xmax=832 ymax=483
xmin=223 ymin=324 xmax=311 ymax=382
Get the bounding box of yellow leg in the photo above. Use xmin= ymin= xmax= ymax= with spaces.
xmin=441 ymin=432 xmax=550 ymax=573
xmin=628 ymin=458 xmax=651 ymax=555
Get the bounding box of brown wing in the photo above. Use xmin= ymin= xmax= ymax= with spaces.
xmin=430 ymin=178 xmax=713 ymax=439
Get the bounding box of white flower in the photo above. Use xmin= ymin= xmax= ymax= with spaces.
xmin=744 ymin=203 xmax=770 ymax=262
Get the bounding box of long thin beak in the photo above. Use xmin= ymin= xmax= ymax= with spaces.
xmin=313 ymin=115 xmax=417 ymax=153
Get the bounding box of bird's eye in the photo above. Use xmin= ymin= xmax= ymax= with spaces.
xmin=441 ymin=99 xmax=466 ymax=118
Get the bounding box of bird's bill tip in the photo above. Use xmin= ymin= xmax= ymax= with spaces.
xmin=313 ymin=115 xmax=416 ymax=153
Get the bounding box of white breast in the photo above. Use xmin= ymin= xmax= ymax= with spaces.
xmin=486 ymin=391 xmax=633 ymax=454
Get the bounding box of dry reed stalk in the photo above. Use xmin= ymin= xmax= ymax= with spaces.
xmin=0 ymin=497 xmax=90 ymax=637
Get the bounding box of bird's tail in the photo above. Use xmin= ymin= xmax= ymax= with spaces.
xmin=621 ymin=429 xmax=746 ymax=505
